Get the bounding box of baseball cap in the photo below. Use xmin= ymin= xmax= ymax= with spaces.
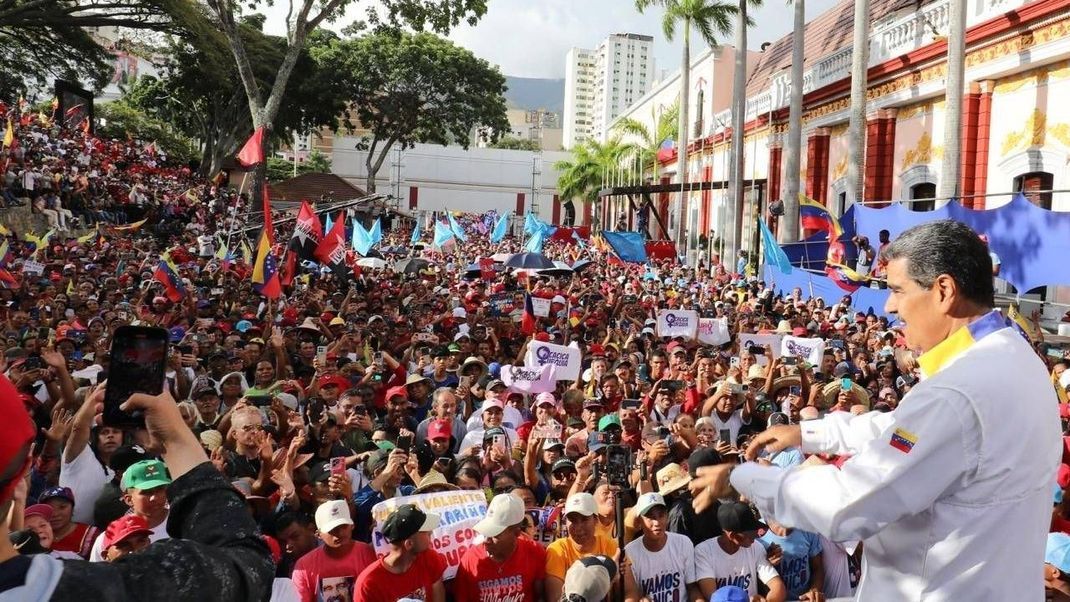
xmin=473 ymin=492 xmax=525 ymax=537
xmin=427 ymin=419 xmax=452 ymax=441
xmin=1048 ymin=532 xmax=1070 ymax=573
xmin=551 ymin=458 xmax=576 ymax=474
xmin=0 ymin=374 xmax=35 ymax=503
xmin=481 ymin=398 xmax=505 ymax=413
xmin=23 ymin=504 xmax=52 ymax=521
xmin=711 ymin=585 xmax=750 ymax=602
xmin=486 ymin=379 xmax=506 ymax=391
xmin=687 ymin=448 xmax=724 ymax=478
xmin=120 ymin=459 xmax=172 ymax=492
xmin=101 ymin=514 xmax=153 ymax=550
xmin=385 ymin=385 xmax=408 ymax=401
xmin=832 ymin=362 xmax=852 ymax=378
xmin=563 ymin=555 xmax=617 ymax=602
xmin=582 ymin=398 xmax=603 ymax=410
xmin=564 ymin=492 xmax=597 ymax=517
xmin=597 ymin=414 xmax=621 ymax=432
xmin=315 ymin=499 xmax=354 ymax=533
xmin=482 ymin=426 xmax=506 ymax=442
xmin=534 ymin=392 xmax=556 ymax=408
xmin=543 ymin=439 xmax=565 ymax=451
xmin=767 ymin=412 xmax=790 ymax=427
xmin=633 ymin=492 xmax=667 ymax=517
xmin=38 ymin=486 xmax=75 ymax=506
xmin=381 ymin=503 xmax=440 ymax=543
xmin=717 ymin=501 xmax=767 ymax=533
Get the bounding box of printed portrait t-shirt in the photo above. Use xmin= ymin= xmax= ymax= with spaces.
xmin=291 ymin=542 xmax=377 ymax=602
xmin=694 ymin=538 xmax=779 ymax=596
xmin=354 ymin=548 xmax=446 ymax=602
xmin=452 ymin=536 xmax=547 ymax=602
xmin=624 ymin=532 xmax=696 ymax=602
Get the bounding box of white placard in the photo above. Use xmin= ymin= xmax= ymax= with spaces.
xmin=737 ymin=333 xmax=784 ymax=365
xmin=697 ymin=317 xmax=731 ymax=346
xmin=524 ymin=340 xmax=582 ymax=381
xmin=531 ymin=297 xmax=551 ymax=317
xmin=780 ymin=335 xmax=826 ymax=367
xmin=656 ymin=309 xmax=699 ymax=339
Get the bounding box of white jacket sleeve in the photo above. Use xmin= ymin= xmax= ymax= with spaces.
xmin=799 ymin=409 xmax=896 ymax=457
xmin=732 ymin=385 xmax=981 ymax=542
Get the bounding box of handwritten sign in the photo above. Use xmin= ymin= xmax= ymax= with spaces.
xmin=371 ymin=490 xmax=488 ymax=580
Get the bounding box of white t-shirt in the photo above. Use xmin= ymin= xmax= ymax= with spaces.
xmin=709 ymin=410 xmax=749 ymax=447
xmin=625 ymin=532 xmax=696 ymax=600
xmin=648 ymin=404 xmax=681 ymax=426
xmin=818 ymin=535 xmax=855 ymax=599
xmin=59 ymin=446 xmax=114 ymax=525
xmin=694 ymin=537 xmax=779 ymax=596
xmin=464 ymin=404 xmax=524 ymax=431
xmin=89 ymin=514 xmax=169 ymax=561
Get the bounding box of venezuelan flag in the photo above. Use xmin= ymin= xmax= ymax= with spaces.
xmin=153 ymin=253 xmax=186 ymax=302
xmin=251 ymin=189 xmax=280 ymax=299
xmin=825 ymin=262 xmax=869 ymax=293
xmin=799 ymin=194 xmax=843 ymax=238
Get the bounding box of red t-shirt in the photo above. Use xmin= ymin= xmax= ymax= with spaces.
xmin=292 ymin=541 xmax=377 ymax=602
xmin=355 ymin=548 xmax=446 ymax=602
xmin=451 ymin=537 xmax=547 ymax=602
xmin=51 ymin=522 xmax=98 ymax=559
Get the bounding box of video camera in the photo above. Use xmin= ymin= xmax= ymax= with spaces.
xmin=592 ymin=429 xmax=646 ymax=488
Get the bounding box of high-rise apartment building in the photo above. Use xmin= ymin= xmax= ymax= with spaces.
xmin=563 ymin=33 xmax=655 ymax=149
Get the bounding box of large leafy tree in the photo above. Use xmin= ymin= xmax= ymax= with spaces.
xmin=614 ymin=102 xmax=679 ymax=181
xmin=554 ymin=138 xmax=629 ymax=229
xmin=0 ymin=0 xmax=203 ymax=97
xmin=203 ymin=0 xmax=488 ymax=194
xmin=313 ymin=31 xmax=510 ymax=193
xmin=123 ymin=20 xmax=345 ymax=177
xmin=635 ymin=0 xmax=737 ymax=248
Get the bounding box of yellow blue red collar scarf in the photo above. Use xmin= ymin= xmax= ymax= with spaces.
xmin=917 ymin=310 xmax=1016 ymax=378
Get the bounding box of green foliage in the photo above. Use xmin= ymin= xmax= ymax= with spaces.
xmin=266 ymin=150 xmax=332 ymax=182
xmin=95 ymin=102 xmax=197 ymax=165
xmin=554 ymin=139 xmax=630 ymax=206
xmin=313 ymin=30 xmax=510 ymax=190
xmin=489 ymin=137 xmax=541 ymax=151
xmin=613 ymin=102 xmax=679 ymax=179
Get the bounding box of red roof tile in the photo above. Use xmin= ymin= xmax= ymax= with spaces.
xmin=267 ymin=173 xmax=366 ymax=204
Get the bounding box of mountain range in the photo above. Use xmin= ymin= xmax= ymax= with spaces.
xmin=503 ymin=76 xmax=565 ymax=115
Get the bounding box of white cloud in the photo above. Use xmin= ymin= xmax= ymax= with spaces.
xmin=259 ymin=0 xmax=843 ymax=79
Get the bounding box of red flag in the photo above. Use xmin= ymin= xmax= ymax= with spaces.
xmin=314 ymin=211 xmax=346 ymax=265
xmin=289 ymin=201 xmax=323 ymax=260
xmin=521 ymin=293 xmax=537 ymax=335
xmin=261 ymin=187 xmax=275 ymax=245
xmin=279 ymin=249 xmax=295 ymax=287
xmin=237 ymin=126 xmax=266 ymax=168
xmin=251 ymin=187 xmax=280 ymax=298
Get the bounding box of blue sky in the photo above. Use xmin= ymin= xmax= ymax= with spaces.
xmin=263 ymin=0 xmax=841 ymax=79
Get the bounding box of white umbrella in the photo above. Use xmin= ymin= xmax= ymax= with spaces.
xmin=356 ymin=257 xmax=387 ymax=269
xmin=491 ymin=253 xmax=513 ymax=263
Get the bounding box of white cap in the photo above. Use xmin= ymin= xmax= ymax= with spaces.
xmin=474 ymin=493 xmax=525 ymax=538
xmin=633 ymin=492 xmax=667 ymax=517
xmin=564 ymin=492 xmax=597 ymax=517
xmin=452 ymin=307 xmax=467 ymax=318
xmin=315 ymin=500 xmax=353 ymax=533
xmin=563 ymin=556 xmax=616 ymax=602
xmin=552 ymin=295 xmax=566 ymax=304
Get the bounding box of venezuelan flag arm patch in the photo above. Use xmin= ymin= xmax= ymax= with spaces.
xmin=889 ymin=428 xmax=918 ymax=454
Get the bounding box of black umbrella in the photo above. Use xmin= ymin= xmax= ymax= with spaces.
xmin=537 ymin=261 xmax=574 ymax=278
xmin=571 ymin=259 xmax=595 ymax=273
xmin=393 ymin=257 xmax=432 ymax=274
xmin=504 ymin=252 xmax=555 ymax=270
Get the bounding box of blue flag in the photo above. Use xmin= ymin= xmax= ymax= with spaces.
xmin=601 ymin=231 xmax=648 ymax=263
xmin=759 ymin=219 xmax=793 ymax=274
xmin=410 ymin=219 xmax=422 ymax=245
xmin=571 ymin=229 xmax=587 ymax=249
xmin=491 ymin=212 xmax=510 ymax=244
xmin=525 ymin=229 xmax=546 ymax=254
xmin=352 ymin=220 xmax=373 ymax=256
xmin=369 ymin=218 xmax=382 ymax=245
xmin=433 ymin=221 xmax=455 ymax=247
xmin=447 ymin=212 xmax=467 ymax=242
xmin=324 ymin=213 xmax=333 ymax=234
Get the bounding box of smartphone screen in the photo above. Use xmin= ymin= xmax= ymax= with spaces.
xmin=316 ymin=345 xmax=328 ymax=365
xmin=841 ymin=377 xmax=853 ymax=391
xmin=103 ymin=326 xmax=169 ymax=427
xmin=719 ymin=428 xmax=732 ymax=444
xmin=397 ymin=434 xmax=413 ymax=452
xmin=330 ymin=456 xmax=346 ymax=476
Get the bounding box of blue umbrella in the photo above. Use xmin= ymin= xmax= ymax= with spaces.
xmin=504 ymin=252 xmax=555 ymax=270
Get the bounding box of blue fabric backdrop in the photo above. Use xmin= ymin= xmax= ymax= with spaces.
xmin=765 ymin=266 xmax=892 ymax=317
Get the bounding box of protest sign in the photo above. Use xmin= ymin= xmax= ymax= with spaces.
xmin=656 ymin=309 xmax=699 ymax=339
xmin=479 ymin=257 xmax=495 ymax=281
xmin=486 ymin=292 xmax=514 ymax=317
xmin=499 ymin=363 xmax=557 ymax=394
xmin=524 ymin=340 xmax=582 ymax=381
xmin=21 ymin=260 xmax=44 ymax=275
xmin=697 ymin=317 xmax=731 ymax=346
xmin=371 ymin=490 xmax=488 ymax=580
xmin=737 ymin=333 xmax=784 ymax=365
xmin=780 ymin=335 xmax=826 ymax=367
xmin=531 ymin=297 xmax=551 ymax=318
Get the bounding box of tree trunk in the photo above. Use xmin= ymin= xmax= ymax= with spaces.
xmin=674 ymin=24 xmax=691 ymax=253
xmin=781 ymin=0 xmax=805 ymax=243
xmin=846 ymin=0 xmax=870 ymax=207
xmin=940 ymin=0 xmax=967 ymax=200
xmin=728 ymin=1 xmax=748 ymax=266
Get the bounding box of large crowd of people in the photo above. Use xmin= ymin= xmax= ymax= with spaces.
xmin=1 ymin=113 xmax=1069 ymax=602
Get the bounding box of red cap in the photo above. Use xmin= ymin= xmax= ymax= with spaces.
xmin=588 ymin=344 xmax=605 ymax=357
xmin=792 ymin=326 xmax=807 ymax=336
xmin=316 ymin=374 xmax=350 ymax=390
xmin=427 ymin=419 xmax=451 ymax=441
xmin=1059 ymin=464 xmax=1070 ymax=489
xmin=385 ymin=385 xmax=408 ymax=401
xmin=0 ymin=374 xmax=34 ymax=503
xmin=534 ymin=332 xmax=550 ymax=342
xmin=102 ymin=514 xmax=153 ymax=550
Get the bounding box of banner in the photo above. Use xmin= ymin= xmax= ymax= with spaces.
xmin=656 ymin=309 xmax=698 ymax=339
xmin=531 ymin=297 xmax=551 ymax=318
xmin=371 ymin=490 xmax=488 ymax=580
xmin=780 ymin=335 xmax=826 ymax=367
xmin=478 ymin=257 xmax=495 ymax=281
xmin=697 ymin=318 xmax=731 ymax=346
xmin=737 ymin=333 xmax=784 ymax=365
xmin=486 ymin=292 xmax=514 ymax=317
xmin=499 ymin=363 xmax=557 ymax=394
xmin=524 ymin=340 xmax=582 ymax=381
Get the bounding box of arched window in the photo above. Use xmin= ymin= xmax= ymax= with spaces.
xmin=1013 ymin=171 xmax=1053 ymax=209
xmin=909 ymin=182 xmax=936 ymax=211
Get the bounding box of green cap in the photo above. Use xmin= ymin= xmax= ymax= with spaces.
xmin=598 ymin=414 xmax=622 ymax=432
xmin=120 ymin=459 xmax=172 ymax=492
xmin=374 ymin=440 xmax=396 ymax=451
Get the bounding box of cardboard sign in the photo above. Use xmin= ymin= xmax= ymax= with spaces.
xmin=524 ymin=340 xmax=582 ymax=381
xmin=371 ymin=490 xmax=488 ymax=580
xmin=737 ymin=333 xmax=784 ymax=365
xmin=697 ymin=317 xmax=731 ymax=346
xmin=500 ymin=363 xmax=557 ymax=394
xmin=21 ymin=260 xmax=44 ymax=275
xmin=780 ymin=335 xmax=826 ymax=367
xmin=656 ymin=309 xmax=698 ymax=339
xmin=531 ymin=297 xmax=551 ymax=317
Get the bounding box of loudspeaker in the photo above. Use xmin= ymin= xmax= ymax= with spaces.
xmin=768 ymin=199 xmax=785 ymax=216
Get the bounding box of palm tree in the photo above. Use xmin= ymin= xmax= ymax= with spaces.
xmin=727 ymin=0 xmax=762 ymax=263
xmin=780 ymin=0 xmax=804 ymax=243
xmin=635 ymin=0 xmax=738 ymax=250
xmin=846 ymin=0 xmax=870 ymax=207
xmin=939 ymin=0 xmax=967 ymax=199
xmin=554 ymin=138 xmax=629 ymax=230
xmin=613 ymin=102 xmax=680 ymax=181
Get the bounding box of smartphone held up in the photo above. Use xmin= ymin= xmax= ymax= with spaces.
xmin=102 ymin=326 xmax=170 ymax=428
